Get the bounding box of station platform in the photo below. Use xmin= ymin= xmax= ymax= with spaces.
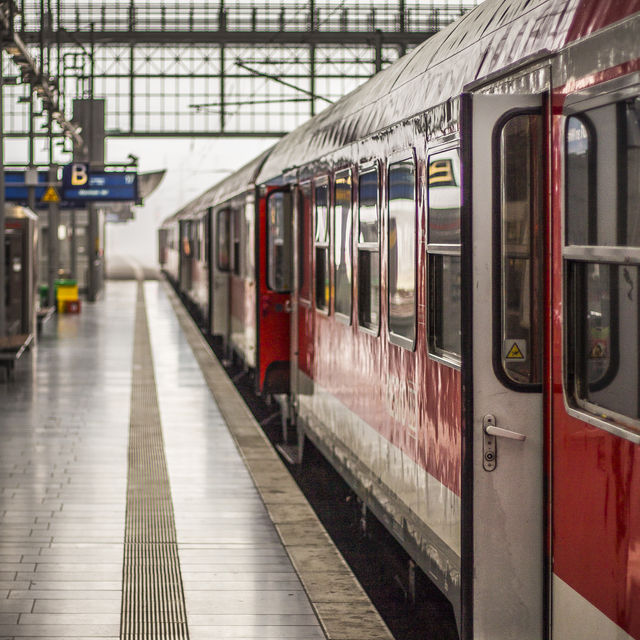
xmin=0 ymin=280 xmax=393 ymax=640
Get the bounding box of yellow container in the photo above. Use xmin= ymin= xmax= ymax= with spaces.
xmin=56 ymin=282 xmax=79 ymax=313
xmin=57 ymin=283 xmax=79 ymax=302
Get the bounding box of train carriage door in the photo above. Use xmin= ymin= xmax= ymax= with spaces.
xmin=179 ymin=220 xmax=193 ymax=292
xmin=212 ymin=208 xmax=231 ymax=342
xmin=290 ymin=183 xmax=313 ymax=429
xmin=257 ymin=187 xmax=292 ymax=395
xmin=463 ymin=89 xmax=547 ymax=639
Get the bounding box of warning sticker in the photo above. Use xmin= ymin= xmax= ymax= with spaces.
xmin=589 ymin=340 xmax=608 ymax=359
xmin=41 ymin=186 xmax=61 ymax=203
xmin=504 ymin=340 xmax=527 ymax=361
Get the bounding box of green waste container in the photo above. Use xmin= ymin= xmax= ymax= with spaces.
xmin=38 ymin=284 xmax=49 ymax=308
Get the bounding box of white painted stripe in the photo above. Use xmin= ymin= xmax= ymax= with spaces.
xmin=553 ymin=575 xmax=635 ymax=640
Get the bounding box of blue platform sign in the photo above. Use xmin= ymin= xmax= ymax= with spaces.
xmin=62 ymin=163 xmax=138 ymax=202
xmin=5 ymin=171 xmax=49 ymax=201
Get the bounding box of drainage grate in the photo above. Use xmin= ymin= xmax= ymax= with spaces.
xmin=121 ymin=284 xmax=189 ymax=639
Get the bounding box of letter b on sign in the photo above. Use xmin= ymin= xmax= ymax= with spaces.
xmin=71 ymin=163 xmax=88 ymax=186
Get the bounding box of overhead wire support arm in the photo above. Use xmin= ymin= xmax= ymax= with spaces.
xmin=235 ymin=60 xmax=333 ymax=105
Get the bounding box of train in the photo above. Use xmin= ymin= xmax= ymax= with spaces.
xmin=1 ymin=204 xmax=38 ymax=375
xmin=159 ymin=0 xmax=640 ymax=638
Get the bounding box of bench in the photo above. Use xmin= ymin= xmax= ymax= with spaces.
xmin=0 ymin=333 xmax=34 ymax=379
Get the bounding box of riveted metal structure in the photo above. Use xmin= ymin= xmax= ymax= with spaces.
xmin=6 ymin=0 xmax=478 ymax=147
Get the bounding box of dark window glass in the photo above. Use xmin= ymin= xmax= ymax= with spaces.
xmin=358 ymin=167 xmax=379 ymax=331
xmin=623 ymin=98 xmax=640 ymax=246
xmin=430 ymin=255 xmax=461 ymax=355
xmin=499 ymin=114 xmax=544 ymax=386
xmin=566 ymin=116 xmax=595 ymax=245
xmin=232 ymin=209 xmax=241 ymax=276
xmin=334 ymin=170 xmax=352 ymax=318
xmin=299 ymin=185 xmax=312 ymax=302
xmin=570 ymin=262 xmax=638 ymax=419
xmin=388 ymin=159 xmax=416 ymax=346
xmin=204 ymin=212 xmax=210 ymax=267
xmin=216 ymin=209 xmax=230 ymax=271
xmin=267 ymin=191 xmax=292 ymax=292
xmin=315 ymin=183 xmax=330 ymax=311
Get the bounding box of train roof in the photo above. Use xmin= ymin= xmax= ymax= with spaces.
xmin=160 ymin=146 xmax=273 ymax=226
xmin=255 ymin=0 xmax=640 ymax=182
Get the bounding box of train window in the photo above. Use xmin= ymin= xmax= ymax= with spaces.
xmin=232 ymin=209 xmax=242 ymax=276
xmin=182 ymin=222 xmax=192 ymax=258
xmin=358 ymin=167 xmax=379 ymax=332
xmin=566 ymin=116 xmax=596 ymax=245
xmin=334 ymin=170 xmax=352 ymax=320
xmin=244 ymin=202 xmax=254 ymax=281
xmin=267 ymin=191 xmax=292 ymax=292
xmin=216 ymin=209 xmax=231 ymax=272
xmin=203 ymin=212 xmax=210 ymax=267
xmin=498 ymin=114 xmax=544 ymax=387
xmin=387 ymin=157 xmax=416 ymax=348
xmin=195 ymin=221 xmax=201 ymax=261
xmin=565 ymin=97 xmax=640 ymax=431
xmin=315 ymin=181 xmax=330 ymax=312
xmin=299 ymin=184 xmax=312 ymax=302
xmin=427 ymin=147 xmax=461 ymax=364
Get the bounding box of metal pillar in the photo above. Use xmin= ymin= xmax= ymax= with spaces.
xmin=0 ymin=51 xmax=6 ymax=339
xmin=46 ymin=164 xmax=59 ymax=309
xmin=70 ymin=209 xmax=76 ymax=279
xmin=87 ymin=204 xmax=96 ymax=301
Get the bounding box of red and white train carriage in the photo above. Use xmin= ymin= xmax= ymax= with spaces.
xmin=160 ymin=0 xmax=640 ymax=637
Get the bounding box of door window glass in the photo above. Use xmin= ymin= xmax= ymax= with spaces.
xmin=499 ymin=114 xmax=544 ymax=386
xmin=267 ymin=191 xmax=292 ymax=292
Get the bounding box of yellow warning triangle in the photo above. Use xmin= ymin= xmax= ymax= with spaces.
xmin=41 ymin=186 xmax=61 ymax=203
xmin=506 ymin=342 xmax=524 ymax=359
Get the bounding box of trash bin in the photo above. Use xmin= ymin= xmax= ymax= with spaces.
xmin=38 ymin=284 xmax=49 ymax=308
xmin=55 ymin=279 xmax=79 ymax=313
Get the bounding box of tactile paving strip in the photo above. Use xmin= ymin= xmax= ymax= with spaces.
xmin=121 ymin=283 xmax=189 ymax=639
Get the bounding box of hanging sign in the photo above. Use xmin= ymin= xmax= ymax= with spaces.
xmin=62 ymin=163 xmax=138 ymax=202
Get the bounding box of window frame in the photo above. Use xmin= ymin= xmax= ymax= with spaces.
xmin=216 ymin=207 xmax=231 ymax=272
xmin=298 ymin=181 xmax=313 ymax=306
xmin=231 ymin=207 xmax=242 ymax=277
xmin=313 ymin=176 xmax=331 ymax=315
xmin=266 ymin=187 xmax=293 ymax=294
xmin=426 ymin=141 xmax=462 ymax=368
xmin=492 ymin=109 xmax=545 ymax=391
xmin=562 ymin=76 xmax=640 ymax=444
xmin=386 ymin=149 xmax=418 ymax=351
xmin=333 ymin=167 xmax=354 ymax=324
xmin=357 ymin=161 xmax=381 ymax=336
